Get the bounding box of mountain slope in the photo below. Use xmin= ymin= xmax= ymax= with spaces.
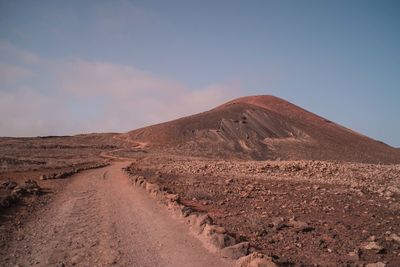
xmin=122 ymin=95 xmax=400 ymax=163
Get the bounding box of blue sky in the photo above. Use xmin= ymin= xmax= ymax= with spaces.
xmin=0 ymin=0 xmax=399 ymax=147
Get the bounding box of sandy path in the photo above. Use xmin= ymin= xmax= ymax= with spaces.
xmin=3 ymin=162 xmax=233 ymax=267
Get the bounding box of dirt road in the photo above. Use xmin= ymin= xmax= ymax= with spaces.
xmin=2 ymin=162 xmax=233 ymax=267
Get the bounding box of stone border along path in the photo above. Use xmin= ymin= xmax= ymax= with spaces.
xmin=39 ymin=162 xmax=110 ymax=180
xmin=123 ymin=168 xmax=278 ymax=267
xmin=2 ymin=162 xmax=236 ymax=266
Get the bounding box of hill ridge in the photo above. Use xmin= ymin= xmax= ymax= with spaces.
xmin=123 ymin=95 xmax=400 ymax=163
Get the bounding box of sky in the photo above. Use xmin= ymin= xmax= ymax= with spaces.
xmin=0 ymin=0 xmax=399 ymax=147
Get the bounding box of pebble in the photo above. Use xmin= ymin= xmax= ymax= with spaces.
xmin=348 ymin=251 xmax=359 ymax=261
xmin=365 ymin=262 xmax=386 ymax=267
xmin=360 ymin=241 xmax=384 ymax=252
xmin=386 ymin=233 xmax=400 ymax=243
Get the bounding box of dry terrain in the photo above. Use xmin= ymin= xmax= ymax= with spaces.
xmin=125 ymin=155 xmax=400 ymax=266
xmin=1 ymin=95 xmax=399 ymax=266
xmin=0 ymin=134 xmax=120 ymax=218
xmin=1 ymin=162 xmax=232 ymax=267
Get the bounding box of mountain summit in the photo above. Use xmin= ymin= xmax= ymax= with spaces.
xmin=123 ymin=95 xmax=400 ymax=163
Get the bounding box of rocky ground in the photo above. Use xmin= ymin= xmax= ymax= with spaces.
xmin=1 ymin=163 xmax=233 ymax=267
xmin=126 ymin=156 xmax=400 ymax=266
xmin=0 ymin=134 xmax=118 ymax=208
xmin=0 ymin=134 xmax=119 ymax=173
xmin=1 ymin=132 xmax=399 ymax=266
xmin=0 ymin=134 xmax=118 ymax=255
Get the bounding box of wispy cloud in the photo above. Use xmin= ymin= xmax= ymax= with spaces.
xmin=0 ymin=63 xmax=34 ymax=85
xmin=55 ymin=59 xmax=184 ymax=98
xmin=0 ymin=41 xmax=243 ymax=136
xmin=0 ymin=40 xmax=40 ymax=64
xmin=92 ymin=1 xmax=156 ymax=33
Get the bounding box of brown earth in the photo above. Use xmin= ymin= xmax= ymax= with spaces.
xmin=1 ymin=95 xmax=399 ymax=266
xmin=0 ymin=133 xmax=121 ymax=173
xmin=1 ymin=162 xmax=232 ymax=267
xmin=126 ymin=155 xmax=400 ymax=266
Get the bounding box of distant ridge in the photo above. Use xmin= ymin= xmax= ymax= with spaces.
xmin=122 ymin=95 xmax=400 ymax=163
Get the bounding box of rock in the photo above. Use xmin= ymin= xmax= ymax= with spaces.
xmin=269 ymin=217 xmax=287 ymax=231
xmin=0 ymin=193 xmax=21 ymax=209
xmin=188 ymin=214 xmax=212 ymax=234
xmin=180 ymin=206 xmax=193 ymax=217
xmin=202 ymin=224 xmax=236 ymax=249
xmin=145 ymin=183 xmax=160 ymax=196
xmin=137 ymin=178 xmax=146 ymax=188
xmin=360 ymin=242 xmax=384 ymax=253
xmin=145 ymin=182 xmax=160 ymax=193
xmin=365 ymin=262 xmax=386 ymax=267
xmin=384 ymin=191 xmax=394 ymax=198
xmin=221 ymin=242 xmax=249 ymax=259
xmin=347 ymin=251 xmax=359 ymax=261
xmin=201 ymin=200 xmax=211 ymax=205
xmin=203 ymin=224 xmax=226 ymax=235
xmin=287 ymin=219 xmax=314 ymax=232
xmin=70 ymin=254 xmax=82 ymax=265
xmin=12 ymin=187 xmax=24 ymax=195
xmin=21 ymin=180 xmax=41 ymax=195
xmin=2 ymin=181 xmax=17 ymax=190
xmin=236 ymin=252 xmax=277 ymax=267
xmin=8 ymin=181 xmax=17 ymax=189
xmin=225 ymin=178 xmax=233 ymax=184
xmin=10 ymin=180 xmax=41 ymax=196
xmin=386 ymin=233 xmax=400 ymax=243
xmin=271 ymin=255 xmax=292 ymax=266
xmin=248 ymin=258 xmax=278 ymax=267
xmin=164 ymin=193 xmax=179 ymax=202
